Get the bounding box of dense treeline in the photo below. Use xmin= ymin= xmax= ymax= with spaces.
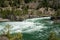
xmin=0 ymin=0 xmax=21 ymax=7
xmin=0 ymin=0 xmax=60 ymax=9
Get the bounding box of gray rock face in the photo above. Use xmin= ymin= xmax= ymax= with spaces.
xmin=0 ymin=36 xmax=9 ymax=40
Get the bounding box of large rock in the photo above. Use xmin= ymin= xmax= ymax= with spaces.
xmin=51 ymin=17 xmax=60 ymax=20
xmin=0 ymin=36 xmax=9 ymax=40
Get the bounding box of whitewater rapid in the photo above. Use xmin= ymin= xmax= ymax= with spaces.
xmin=0 ymin=17 xmax=52 ymax=33
xmin=0 ymin=17 xmax=60 ymax=40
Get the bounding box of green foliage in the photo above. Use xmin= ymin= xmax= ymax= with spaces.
xmin=48 ymin=31 xmax=57 ymax=40
xmin=0 ymin=0 xmax=20 ymax=7
xmin=14 ymin=10 xmax=22 ymax=16
xmin=0 ymin=9 xmax=22 ymax=19
xmin=3 ymin=24 xmax=12 ymax=35
xmin=0 ymin=0 xmax=60 ymax=20
xmin=52 ymin=9 xmax=60 ymax=20
xmin=24 ymin=0 xmax=33 ymax=3
xmin=55 ymin=9 xmax=60 ymax=17
xmin=42 ymin=0 xmax=48 ymax=7
xmin=0 ymin=0 xmax=4 ymax=7
xmin=13 ymin=0 xmax=21 ymax=8
xmin=0 ymin=0 xmax=60 ymax=10
xmin=0 ymin=0 xmax=9 ymax=7
xmin=1 ymin=9 xmax=11 ymax=18
xmin=22 ymin=6 xmax=28 ymax=15
xmin=10 ymin=32 xmax=23 ymax=40
xmin=0 ymin=24 xmax=23 ymax=40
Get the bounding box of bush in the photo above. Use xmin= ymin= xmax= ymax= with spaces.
xmin=1 ymin=10 xmax=11 ymax=18
xmin=14 ymin=10 xmax=22 ymax=16
xmin=0 ymin=24 xmax=23 ymax=40
xmin=48 ymin=31 xmax=59 ymax=40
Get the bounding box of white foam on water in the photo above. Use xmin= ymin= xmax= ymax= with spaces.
xmin=5 ymin=22 xmax=45 ymax=33
xmin=24 ymin=17 xmax=51 ymax=22
xmin=0 ymin=22 xmax=45 ymax=33
xmin=22 ymin=26 xmax=45 ymax=33
xmin=0 ymin=25 xmax=4 ymax=30
xmin=0 ymin=17 xmax=51 ymax=33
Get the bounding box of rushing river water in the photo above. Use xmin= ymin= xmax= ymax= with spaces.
xmin=0 ymin=17 xmax=60 ymax=40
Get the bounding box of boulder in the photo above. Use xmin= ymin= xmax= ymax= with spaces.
xmin=0 ymin=36 xmax=9 ymax=40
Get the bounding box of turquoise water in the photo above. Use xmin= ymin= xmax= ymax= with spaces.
xmin=0 ymin=17 xmax=60 ymax=40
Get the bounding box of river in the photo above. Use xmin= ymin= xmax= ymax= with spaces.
xmin=0 ymin=17 xmax=60 ymax=40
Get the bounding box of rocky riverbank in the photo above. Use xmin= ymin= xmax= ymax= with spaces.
xmin=0 ymin=18 xmax=10 ymax=21
xmin=0 ymin=6 xmax=55 ymax=21
xmin=51 ymin=17 xmax=60 ymax=23
xmin=0 ymin=36 xmax=9 ymax=40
